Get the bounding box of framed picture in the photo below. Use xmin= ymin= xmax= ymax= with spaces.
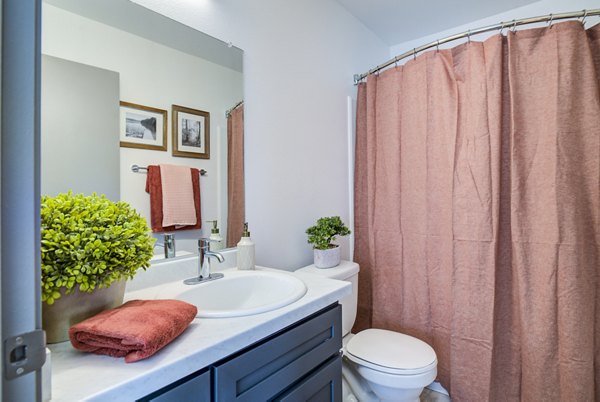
xmin=172 ymin=104 xmax=210 ymax=159
xmin=119 ymin=101 xmax=167 ymax=151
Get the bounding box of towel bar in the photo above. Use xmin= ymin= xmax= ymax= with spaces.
xmin=131 ymin=164 xmax=207 ymax=176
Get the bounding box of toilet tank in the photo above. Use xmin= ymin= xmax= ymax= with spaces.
xmin=296 ymin=261 xmax=359 ymax=336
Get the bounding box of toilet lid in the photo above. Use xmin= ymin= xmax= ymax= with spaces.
xmin=345 ymin=329 xmax=437 ymax=375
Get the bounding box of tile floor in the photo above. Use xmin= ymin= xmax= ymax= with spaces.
xmin=421 ymin=388 xmax=451 ymax=402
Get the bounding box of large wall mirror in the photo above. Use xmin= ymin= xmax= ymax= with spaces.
xmin=41 ymin=0 xmax=244 ymax=253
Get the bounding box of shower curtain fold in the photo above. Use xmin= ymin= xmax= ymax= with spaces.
xmin=354 ymin=21 xmax=600 ymax=402
xmin=226 ymin=105 xmax=245 ymax=247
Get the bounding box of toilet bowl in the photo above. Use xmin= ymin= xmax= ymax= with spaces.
xmin=345 ymin=329 xmax=437 ymax=401
xmin=296 ymin=261 xmax=439 ymax=402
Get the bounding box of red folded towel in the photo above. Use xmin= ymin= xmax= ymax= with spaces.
xmin=69 ymin=299 xmax=197 ymax=363
xmin=145 ymin=165 xmax=202 ymax=232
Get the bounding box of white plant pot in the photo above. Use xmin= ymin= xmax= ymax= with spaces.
xmin=314 ymin=246 xmax=341 ymax=269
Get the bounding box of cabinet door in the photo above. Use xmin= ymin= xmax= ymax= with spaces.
xmin=137 ymin=369 xmax=210 ymax=402
xmin=275 ymin=355 xmax=342 ymax=402
xmin=214 ymin=304 xmax=342 ymax=401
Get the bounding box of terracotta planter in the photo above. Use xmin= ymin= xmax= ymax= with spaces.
xmin=42 ymin=280 xmax=126 ymax=344
xmin=314 ymin=245 xmax=341 ymax=269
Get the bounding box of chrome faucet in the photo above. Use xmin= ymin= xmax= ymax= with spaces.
xmin=155 ymin=233 xmax=176 ymax=259
xmin=184 ymin=238 xmax=225 ymax=285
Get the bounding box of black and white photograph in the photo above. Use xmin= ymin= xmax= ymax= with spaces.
xmin=172 ymin=104 xmax=210 ymax=159
xmin=120 ymin=101 xmax=167 ymax=151
xmin=181 ymin=118 xmax=202 ymax=147
xmin=126 ymin=112 xmax=156 ymax=140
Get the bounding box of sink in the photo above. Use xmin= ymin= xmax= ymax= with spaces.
xmin=162 ymin=270 xmax=307 ymax=318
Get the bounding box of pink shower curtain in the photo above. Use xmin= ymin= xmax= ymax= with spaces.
xmin=226 ymin=105 xmax=245 ymax=247
xmin=354 ymin=21 xmax=600 ymax=401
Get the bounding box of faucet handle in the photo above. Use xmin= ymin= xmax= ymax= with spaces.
xmin=198 ymin=238 xmax=220 ymax=249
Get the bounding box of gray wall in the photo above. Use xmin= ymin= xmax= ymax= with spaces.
xmin=41 ymin=55 xmax=120 ymax=200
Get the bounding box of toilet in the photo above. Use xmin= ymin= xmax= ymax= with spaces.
xmin=296 ymin=261 xmax=438 ymax=402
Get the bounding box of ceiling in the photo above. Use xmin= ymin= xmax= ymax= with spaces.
xmin=335 ymin=0 xmax=540 ymax=45
xmin=44 ymin=0 xmax=243 ymax=72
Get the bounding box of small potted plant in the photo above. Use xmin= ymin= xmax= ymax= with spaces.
xmin=306 ymin=216 xmax=351 ymax=268
xmin=41 ymin=192 xmax=155 ymax=343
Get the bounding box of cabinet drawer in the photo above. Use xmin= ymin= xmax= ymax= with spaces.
xmin=138 ymin=368 xmax=210 ymax=402
xmin=275 ymin=355 xmax=342 ymax=402
xmin=214 ymin=304 xmax=342 ymax=401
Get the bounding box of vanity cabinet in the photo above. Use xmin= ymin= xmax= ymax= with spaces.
xmin=214 ymin=303 xmax=342 ymax=400
xmin=139 ymin=369 xmax=210 ymax=402
xmin=273 ymin=355 xmax=342 ymax=402
xmin=137 ymin=304 xmax=342 ymax=402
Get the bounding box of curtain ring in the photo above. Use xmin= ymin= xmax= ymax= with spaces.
xmin=394 ymin=57 xmax=398 ymax=68
xmin=580 ymin=9 xmax=588 ymax=26
xmin=511 ymin=19 xmax=517 ymax=33
xmin=547 ymin=13 xmax=554 ymax=28
xmin=499 ymin=22 xmax=505 ymax=35
xmin=413 ymin=48 xmax=417 ymax=60
xmin=467 ymin=29 xmax=471 ymax=43
xmin=436 ymin=40 xmax=440 ymax=52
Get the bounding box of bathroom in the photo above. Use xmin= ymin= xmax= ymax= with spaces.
xmin=1 ymin=0 xmax=599 ymax=401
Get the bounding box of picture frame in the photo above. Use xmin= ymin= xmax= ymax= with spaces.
xmin=172 ymin=104 xmax=210 ymax=159
xmin=119 ymin=101 xmax=167 ymax=151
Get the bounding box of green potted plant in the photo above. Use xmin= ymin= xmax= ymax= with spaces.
xmin=41 ymin=192 xmax=155 ymax=343
xmin=306 ymin=216 xmax=351 ymax=268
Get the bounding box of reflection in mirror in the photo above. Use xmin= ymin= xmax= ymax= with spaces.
xmin=41 ymin=0 xmax=244 ymax=254
xmin=41 ymin=55 xmax=121 ymax=201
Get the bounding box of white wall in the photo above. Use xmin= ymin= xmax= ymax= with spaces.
xmin=41 ymin=55 xmax=120 ymax=201
xmin=129 ymin=0 xmax=390 ymax=270
xmin=389 ymin=0 xmax=599 ymax=56
xmin=42 ymin=4 xmax=243 ymax=253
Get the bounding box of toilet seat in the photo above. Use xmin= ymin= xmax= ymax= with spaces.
xmin=345 ymin=328 xmax=437 ymax=376
xmin=345 ymin=350 xmax=437 ymax=376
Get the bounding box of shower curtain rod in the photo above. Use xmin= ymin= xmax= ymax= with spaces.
xmin=354 ymin=8 xmax=600 ymax=84
xmin=225 ymin=100 xmax=244 ymax=118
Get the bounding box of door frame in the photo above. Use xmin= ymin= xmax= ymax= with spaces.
xmin=1 ymin=0 xmax=43 ymax=400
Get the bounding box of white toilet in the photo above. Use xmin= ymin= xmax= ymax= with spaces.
xmin=297 ymin=261 xmax=438 ymax=402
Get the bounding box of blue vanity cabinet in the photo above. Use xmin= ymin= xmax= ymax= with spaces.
xmin=137 ymin=303 xmax=342 ymax=402
xmin=273 ymin=355 xmax=342 ymax=402
xmin=213 ymin=304 xmax=342 ymax=401
xmin=137 ymin=368 xmax=210 ymax=402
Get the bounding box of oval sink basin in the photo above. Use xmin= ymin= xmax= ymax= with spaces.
xmin=166 ymin=270 xmax=307 ymax=318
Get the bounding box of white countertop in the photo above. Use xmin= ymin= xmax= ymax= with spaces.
xmin=48 ymin=266 xmax=350 ymax=401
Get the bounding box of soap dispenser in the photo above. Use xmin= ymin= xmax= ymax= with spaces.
xmin=236 ymin=222 xmax=255 ymax=270
xmin=207 ymin=220 xmax=223 ymax=251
